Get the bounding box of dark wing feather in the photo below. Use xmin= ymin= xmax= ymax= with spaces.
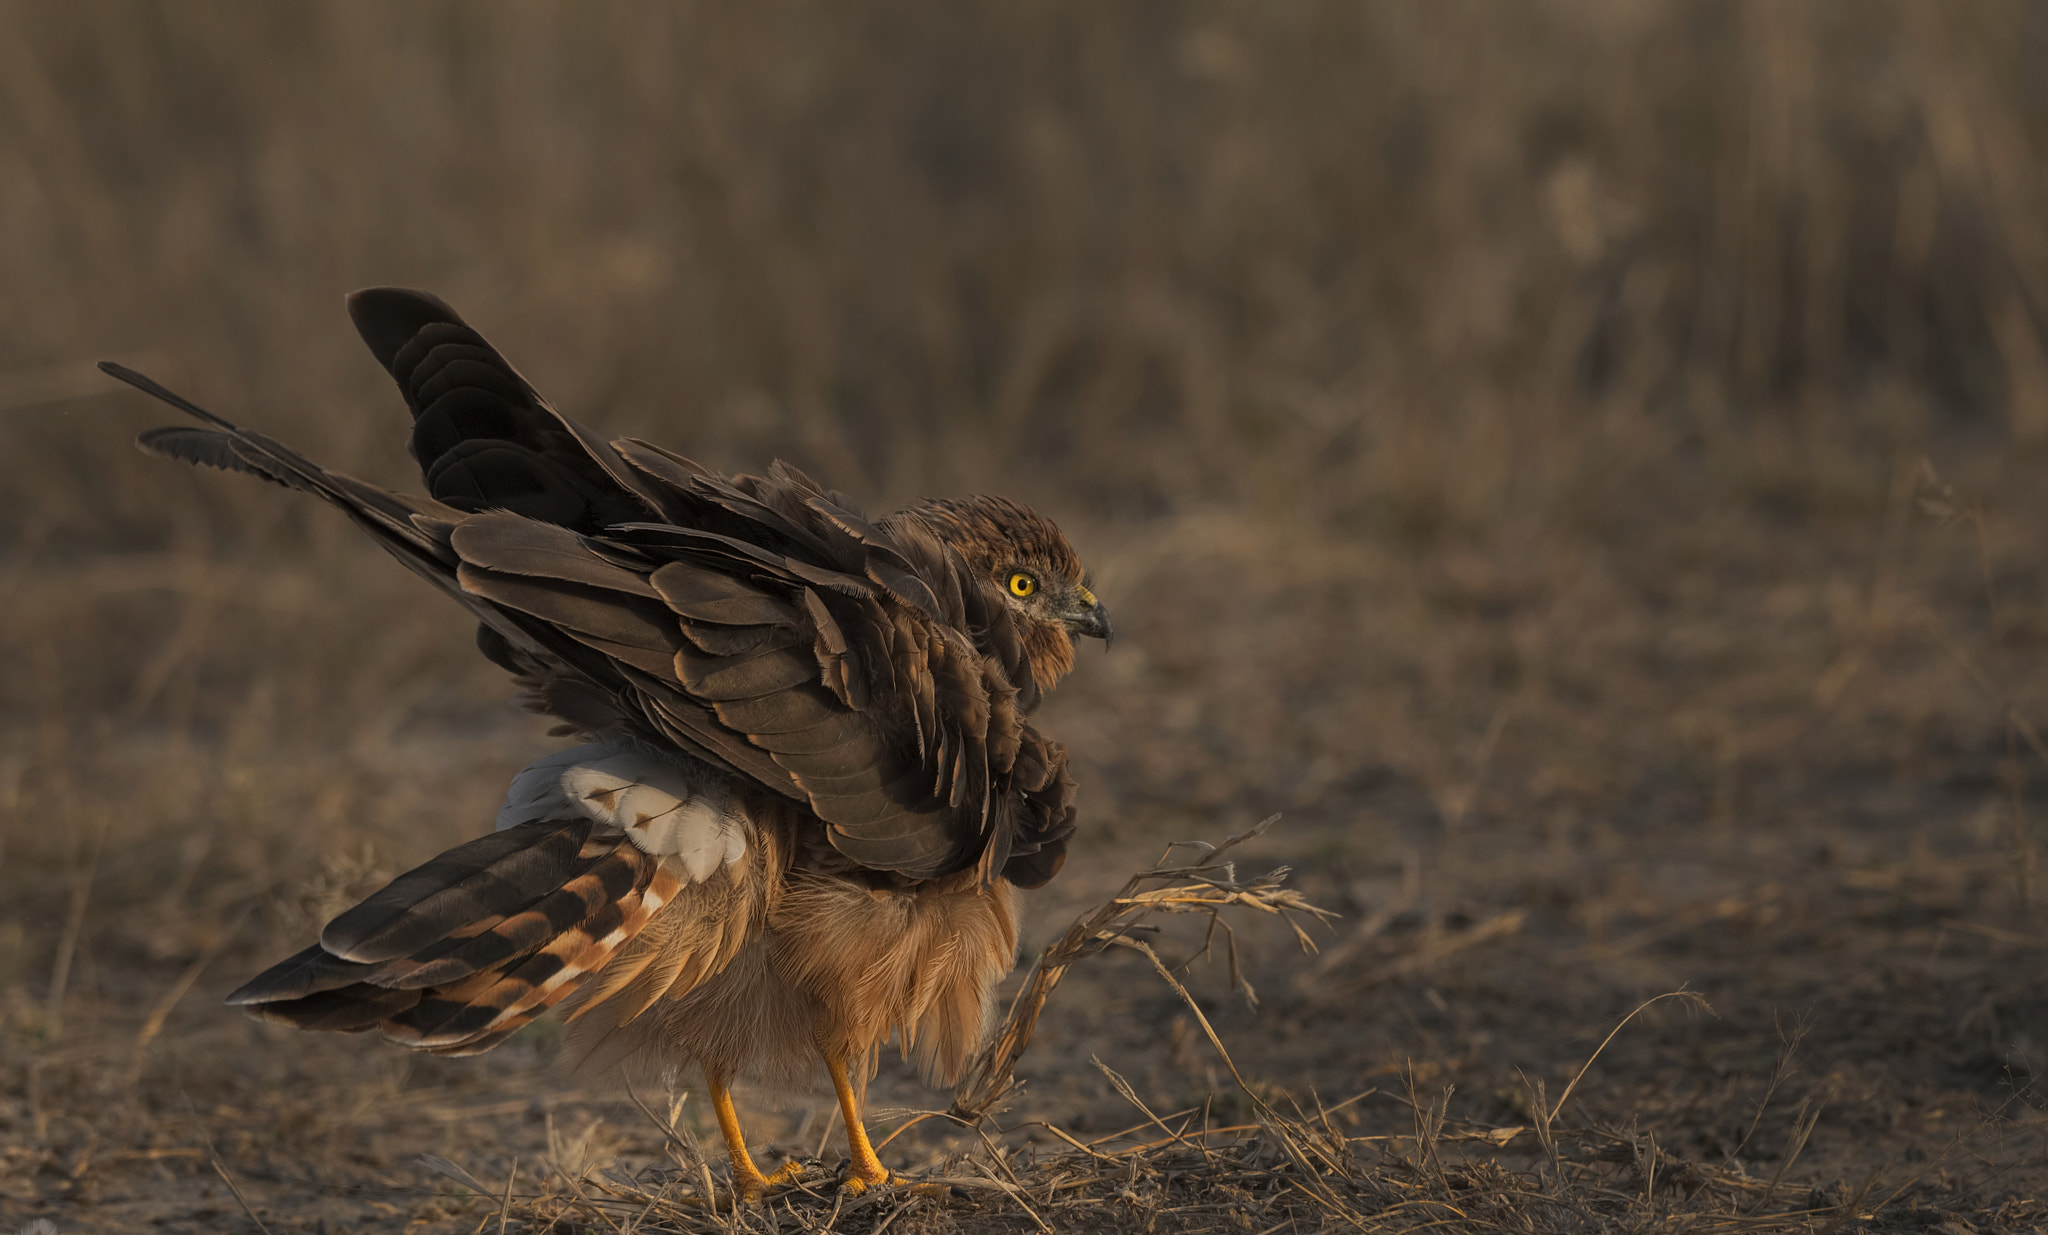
xmin=104 ymin=362 xmax=489 ymax=633
xmin=137 ymin=425 xmax=291 ymax=484
xmin=996 ymin=728 xmax=1079 ymax=888
xmin=746 ymin=711 xmax=870 ymax=756
xmin=675 ymin=642 xmax=823 ymax=701
xmin=648 ymin=562 xmax=802 ymax=626
xmin=452 ymin=563 xmax=683 ymax=660
xmin=117 ymin=287 xmax=1080 ymax=883
xmin=348 ymin=287 xmax=660 ymax=531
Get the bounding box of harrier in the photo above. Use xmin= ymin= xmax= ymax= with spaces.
xmin=106 ymin=289 xmax=1109 ymax=1199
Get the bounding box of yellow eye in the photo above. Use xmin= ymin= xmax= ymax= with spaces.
xmin=1007 ymin=571 xmax=1037 ymax=598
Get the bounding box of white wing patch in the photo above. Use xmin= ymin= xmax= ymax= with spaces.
xmin=497 ymin=742 xmax=749 ymax=882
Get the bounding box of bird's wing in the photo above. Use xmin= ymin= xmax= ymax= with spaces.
xmin=225 ymin=742 xmax=764 ymax=1052
xmin=113 ymin=288 xmax=1076 ymax=883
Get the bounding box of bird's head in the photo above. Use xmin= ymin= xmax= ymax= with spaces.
xmin=910 ymin=494 xmax=1112 ymax=691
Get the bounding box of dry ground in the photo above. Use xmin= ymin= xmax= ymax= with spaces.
xmin=5 ymin=4 xmax=2048 ymax=1232
xmin=5 ymin=449 xmax=2045 ymax=1233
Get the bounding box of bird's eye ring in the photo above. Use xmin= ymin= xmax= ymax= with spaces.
xmin=1007 ymin=571 xmax=1037 ymax=598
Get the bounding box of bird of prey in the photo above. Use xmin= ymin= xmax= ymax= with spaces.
xmin=106 ymin=288 xmax=1110 ymax=1199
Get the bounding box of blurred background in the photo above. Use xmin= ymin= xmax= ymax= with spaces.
xmin=4 ymin=2 xmax=2048 ymax=1227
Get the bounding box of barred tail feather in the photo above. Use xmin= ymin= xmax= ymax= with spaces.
xmin=567 ymin=819 xmax=763 ymax=1031
xmin=227 ymin=819 xmax=689 ymax=1055
xmin=384 ymin=859 xmax=686 ymax=1052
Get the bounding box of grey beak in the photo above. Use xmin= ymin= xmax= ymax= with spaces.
xmin=1070 ymin=599 xmax=1114 ymax=649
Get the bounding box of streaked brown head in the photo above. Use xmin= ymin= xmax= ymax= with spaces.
xmin=911 ymin=495 xmax=1112 ymax=690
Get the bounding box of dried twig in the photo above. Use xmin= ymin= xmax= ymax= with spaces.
xmin=951 ymin=814 xmax=1333 ymax=1121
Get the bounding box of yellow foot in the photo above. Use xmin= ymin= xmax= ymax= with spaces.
xmin=735 ymin=1159 xmax=810 ymax=1204
xmin=836 ymin=1168 xmax=956 ymax=1199
xmin=679 ymin=1160 xmax=807 ymax=1209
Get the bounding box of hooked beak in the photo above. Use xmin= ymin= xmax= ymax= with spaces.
xmin=1065 ymin=591 xmax=1115 ymax=649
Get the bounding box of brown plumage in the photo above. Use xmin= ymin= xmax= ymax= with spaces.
xmin=107 ymin=287 xmax=1111 ymax=1199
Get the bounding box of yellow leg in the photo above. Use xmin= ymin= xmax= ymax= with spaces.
xmin=822 ymin=1054 xmax=954 ymax=1199
xmin=706 ymin=1072 xmax=804 ymax=1203
xmin=824 ymin=1052 xmax=895 ymax=1194
xmin=816 ymin=1051 xmax=955 ymax=1199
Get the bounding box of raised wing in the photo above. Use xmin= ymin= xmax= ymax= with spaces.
xmin=114 ymin=289 xmax=1076 ymax=884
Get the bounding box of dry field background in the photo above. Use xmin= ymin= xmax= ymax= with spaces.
xmin=5 ymin=2 xmax=2048 ymax=1231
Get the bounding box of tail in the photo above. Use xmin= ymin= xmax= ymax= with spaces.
xmin=226 ymin=818 xmax=686 ymax=1055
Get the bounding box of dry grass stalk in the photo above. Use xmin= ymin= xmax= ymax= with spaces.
xmin=950 ymin=812 xmax=1333 ymax=1123
xmin=501 ymin=1090 xmax=1920 ymax=1233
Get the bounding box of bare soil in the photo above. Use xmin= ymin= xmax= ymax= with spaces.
xmin=6 ymin=476 xmax=2046 ymax=1232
